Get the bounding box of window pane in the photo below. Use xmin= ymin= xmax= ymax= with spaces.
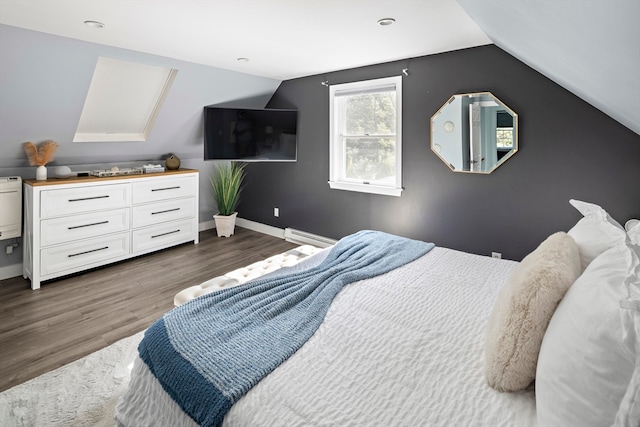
xmin=345 ymin=137 xmax=396 ymax=181
xmin=496 ymin=128 xmax=514 ymax=148
xmin=344 ymin=92 xmax=396 ymax=135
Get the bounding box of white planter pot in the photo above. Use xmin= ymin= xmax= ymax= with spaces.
xmin=213 ymin=212 xmax=238 ymax=237
xmin=36 ymin=165 xmax=47 ymax=181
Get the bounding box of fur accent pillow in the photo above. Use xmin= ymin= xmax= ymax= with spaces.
xmin=484 ymin=232 xmax=581 ymax=392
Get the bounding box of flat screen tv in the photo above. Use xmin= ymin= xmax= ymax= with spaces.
xmin=204 ymin=107 xmax=298 ymax=162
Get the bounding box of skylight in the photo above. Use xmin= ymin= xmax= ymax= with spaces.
xmin=73 ymin=57 xmax=177 ymax=142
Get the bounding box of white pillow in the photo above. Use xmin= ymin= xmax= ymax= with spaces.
xmin=536 ymin=242 xmax=639 ymax=427
xmin=484 ymin=232 xmax=581 ymax=392
xmin=567 ymin=199 xmax=626 ymax=270
xmin=626 ymin=219 xmax=640 ymax=246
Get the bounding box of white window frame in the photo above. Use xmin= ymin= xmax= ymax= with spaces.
xmin=328 ymin=76 xmax=403 ymax=197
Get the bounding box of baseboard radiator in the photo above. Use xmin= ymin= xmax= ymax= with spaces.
xmin=284 ymin=228 xmax=337 ymax=248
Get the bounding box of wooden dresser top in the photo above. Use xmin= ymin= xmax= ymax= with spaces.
xmin=24 ymin=168 xmax=199 ymax=187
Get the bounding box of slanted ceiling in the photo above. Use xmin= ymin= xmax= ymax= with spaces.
xmin=458 ymin=0 xmax=640 ymax=136
xmin=0 ymin=0 xmax=637 ymax=135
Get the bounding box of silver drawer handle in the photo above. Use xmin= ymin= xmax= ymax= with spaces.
xmin=151 ymin=208 xmax=180 ymax=215
xmin=68 ymin=246 xmax=109 ymax=258
xmin=68 ymin=195 xmax=110 ymax=202
xmin=68 ymin=221 xmax=109 ymax=230
xmin=151 ymin=230 xmax=180 ymax=239
xmin=151 ymin=186 xmax=180 ymax=192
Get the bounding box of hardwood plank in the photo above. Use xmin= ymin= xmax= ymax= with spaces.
xmin=0 ymin=227 xmax=298 ymax=392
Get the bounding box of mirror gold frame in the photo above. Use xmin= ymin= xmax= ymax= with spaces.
xmin=431 ymin=92 xmax=518 ymax=174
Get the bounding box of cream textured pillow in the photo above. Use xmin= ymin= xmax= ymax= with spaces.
xmin=484 ymin=231 xmax=581 ymax=392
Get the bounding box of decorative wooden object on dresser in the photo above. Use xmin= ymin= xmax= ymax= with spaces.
xmin=22 ymin=169 xmax=199 ymax=290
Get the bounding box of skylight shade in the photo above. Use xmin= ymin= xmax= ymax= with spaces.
xmin=73 ymin=57 xmax=177 ymax=142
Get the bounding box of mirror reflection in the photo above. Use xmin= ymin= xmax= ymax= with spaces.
xmin=431 ymin=92 xmax=518 ymax=174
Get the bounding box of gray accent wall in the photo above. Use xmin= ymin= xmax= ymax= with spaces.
xmin=0 ymin=24 xmax=281 ymax=274
xmin=241 ymin=45 xmax=640 ymax=261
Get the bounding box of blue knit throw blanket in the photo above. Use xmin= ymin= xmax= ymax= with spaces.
xmin=138 ymin=230 xmax=434 ymax=426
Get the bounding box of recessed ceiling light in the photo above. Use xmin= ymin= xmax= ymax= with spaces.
xmin=236 ymin=57 xmax=250 ymax=63
xmin=377 ymin=18 xmax=395 ymax=26
xmin=84 ymin=20 xmax=105 ymax=29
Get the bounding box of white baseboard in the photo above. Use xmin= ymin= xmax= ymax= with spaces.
xmin=201 ymin=216 xmax=284 ymax=238
xmin=235 ymin=218 xmax=285 ymax=239
xmin=0 ymin=263 xmax=23 ymax=281
xmin=209 ymin=218 xmax=334 ymax=244
xmin=199 ymin=219 xmax=216 ymax=232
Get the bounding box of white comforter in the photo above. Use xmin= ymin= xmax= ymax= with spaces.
xmin=116 ymin=247 xmax=536 ymax=427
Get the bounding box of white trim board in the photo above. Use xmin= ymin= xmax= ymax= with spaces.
xmin=201 ymin=217 xmax=284 ymax=239
xmin=235 ymin=218 xmax=284 ymax=239
xmin=208 ymin=217 xmax=336 ymax=246
xmin=0 ymin=263 xmax=23 ymax=281
xmin=199 ymin=219 xmax=216 ymax=232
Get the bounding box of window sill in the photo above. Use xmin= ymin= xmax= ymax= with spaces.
xmin=328 ymin=181 xmax=403 ymax=197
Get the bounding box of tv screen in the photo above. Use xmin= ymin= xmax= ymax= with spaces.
xmin=204 ymin=107 xmax=298 ymax=162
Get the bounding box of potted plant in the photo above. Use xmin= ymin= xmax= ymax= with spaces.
xmin=211 ymin=161 xmax=247 ymax=237
xmin=23 ymin=140 xmax=59 ymax=180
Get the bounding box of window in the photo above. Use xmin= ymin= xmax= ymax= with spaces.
xmin=329 ymin=76 xmax=402 ymax=196
xmin=496 ymin=110 xmax=514 ymax=149
xmin=73 ymin=57 xmax=177 ymax=142
xmin=496 ymin=128 xmax=514 ymax=148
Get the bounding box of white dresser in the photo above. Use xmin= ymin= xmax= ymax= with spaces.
xmin=23 ymin=169 xmax=199 ymax=290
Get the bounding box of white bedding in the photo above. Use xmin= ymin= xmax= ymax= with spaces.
xmin=116 ymin=246 xmax=536 ymax=427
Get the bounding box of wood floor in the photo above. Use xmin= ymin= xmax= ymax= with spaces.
xmin=0 ymin=227 xmax=297 ymax=392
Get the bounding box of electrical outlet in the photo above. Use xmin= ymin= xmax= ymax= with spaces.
xmin=492 ymin=252 xmax=502 ymax=259
xmin=274 ymin=207 xmax=279 ymax=217
xmin=6 ymin=245 xmax=13 ymax=255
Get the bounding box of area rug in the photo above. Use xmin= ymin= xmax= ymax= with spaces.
xmin=0 ymin=330 xmax=145 ymax=427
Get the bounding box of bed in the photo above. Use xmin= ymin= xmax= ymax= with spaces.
xmin=115 ymin=200 xmax=639 ymax=427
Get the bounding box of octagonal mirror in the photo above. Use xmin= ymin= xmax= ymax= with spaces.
xmin=431 ymin=92 xmax=518 ymax=174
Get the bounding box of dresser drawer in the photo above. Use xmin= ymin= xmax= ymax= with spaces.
xmin=40 ymin=232 xmax=130 ymax=277
xmin=40 ymin=208 xmax=130 ymax=246
xmin=132 ymin=219 xmax=195 ymax=255
xmin=132 ymin=198 xmax=195 ymax=228
xmin=132 ymin=175 xmax=196 ymax=204
xmin=40 ymin=183 xmax=130 ymax=218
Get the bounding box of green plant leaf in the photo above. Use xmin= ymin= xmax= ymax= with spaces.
xmin=211 ymin=162 xmax=247 ymax=216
